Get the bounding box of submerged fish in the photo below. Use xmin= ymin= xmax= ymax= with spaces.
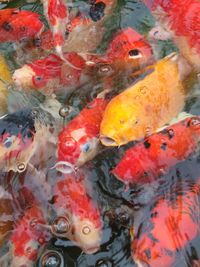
xmin=132 ymin=180 xmax=200 ymax=267
xmin=12 ymin=53 xmax=86 ymax=95
xmin=56 ymin=93 xmax=108 ymax=173
xmin=52 ymin=172 xmax=102 ymax=254
xmin=10 ymin=205 xmax=50 ymax=267
xmin=112 ymin=116 xmax=200 ymax=185
xmin=143 ymin=0 xmax=200 ymax=71
xmin=0 ymin=106 xmax=60 ymax=173
xmin=13 ymin=27 xmax=153 ymax=95
xmin=0 ymin=8 xmax=44 ymax=43
xmin=100 ymin=53 xmax=192 ymax=147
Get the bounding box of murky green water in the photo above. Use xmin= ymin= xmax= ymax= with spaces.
xmin=0 ymin=0 xmax=200 ymax=266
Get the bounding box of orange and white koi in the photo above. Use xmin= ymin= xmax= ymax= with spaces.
xmin=56 ymin=93 xmax=109 ymax=173
xmin=52 ymin=172 xmax=102 ymax=254
xmin=112 ymin=116 xmax=200 ymax=185
xmin=143 ymin=0 xmax=200 ymax=71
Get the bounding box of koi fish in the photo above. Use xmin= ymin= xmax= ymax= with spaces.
xmin=112 ymin=116 xmax=200 ymax=185
xmin=41 ymin=0 xmax=69 ymax=60
xmin=0 ymin=106 xmax=60 ymax=173
xmin=143 ymin=0 xmax=200 ymax=71
xmin=9 ymin=205 xmax=50 ymax=267
xmin=0 ymin=55 xmax=12 ymax=116
xmin=0 ymin=8 xmax=44 ymax=43
xmin=100 ymin=53 xmax=192 ymax=147
xmin=13 ymin=27 xmax=153 ymax=94
xmin=12 ymin=52 xmax=86 ymax=95
xmin=56 ymin=94 xmax=109 ymax=173
xmin=132 ymin=181 xmax=200 ymax=267
xmin=52 ymin=172 xmax=102 ymax=254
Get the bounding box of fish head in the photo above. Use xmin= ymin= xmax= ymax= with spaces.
xmin=13 ymin=54 xmax=62 ymax=91
xmin=105 ymin=28 xmax=153 ymax=70
xmin=57 ymin=129 xmax=99 ymax=173
xmin=100 ymin=95 xmax=141 ymax=146
xmin=0 ymin=109 xmax=39 ymax=172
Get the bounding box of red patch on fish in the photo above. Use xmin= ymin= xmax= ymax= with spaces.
xmin=0 ymin=8 xmax=44 ymax=42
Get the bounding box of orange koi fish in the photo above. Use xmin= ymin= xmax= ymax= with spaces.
xmin=52 ymin=172 xmax=102 ymax=254
xmin=132 ymin=181 xmax=200 ymax=267
xmin=56 ymin=94 xmax=108 ymax=173
xmin=143 ymin=0 xmax=200 ymax=71
xmin=0 ymin=8 xmax=44 ymax=43
xmin=100 ymin=53 xmax=191 ymax=147
xmin=112 ymin=116 xmax=200 ymax=185
xmin=10 ymin=206 xmax=50 ymax=266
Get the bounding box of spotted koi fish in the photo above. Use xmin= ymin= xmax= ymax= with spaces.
xmin=52 ymin=171 xmax=102 ymax=254
xmin=132 ymin=179 xmax=200 ymax=267
xmin=112 ymin=116 xmax=200 ymax=185
xmin=0 ymin=8 xmax=44 ymax=43
xmin=143 ymin=0 xmax=200 ymax=71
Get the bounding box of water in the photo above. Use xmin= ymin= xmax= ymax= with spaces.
xmin=0 ymin=0 xmax=200 ymax=266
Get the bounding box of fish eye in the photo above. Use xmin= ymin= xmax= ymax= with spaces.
xmin=35 ymin=76 xmax=42 ymax=81
xmin=17 ymin=162 xmax=26 ymax=173
xmin=190 ymin=117 xmax=200 ymax=126
xmin=82 ymin=143 xmax=90 ymax=153
xmin=3 ymin=136 xmax=13 ymax=148
xmin=82 ymin=225 xmax=91 ymax=235
xmin=128 ymin=49 xmax=142 ymax=59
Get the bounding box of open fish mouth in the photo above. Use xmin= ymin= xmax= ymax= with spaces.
xmin=100 ymin=136 xmax=118 ymax=146
xmin=52 ymin=161 xmax=77 ymax=174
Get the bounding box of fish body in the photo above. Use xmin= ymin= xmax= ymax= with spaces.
xmin=0 ymin=8 xmax=44 ymax=43
xmin=112 ymin=116 xmax=200 ymax=184
xmin=132 ymin=182 xmax=200 ymax=267
xmin=143 ymin=0 xmax=200 ymax=70
xmin=100 ymin=53 xmax=189 ymax=147
xmin=57 ymin=96 xmax=108 ymax=173
xmin=10 ymin=206 xmax=49 ymax=267
xmin=53 ymin=173 xmax=102 ymax=254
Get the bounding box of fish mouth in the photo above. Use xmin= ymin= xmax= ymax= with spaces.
xmin=82 ymin=246 xmax=100 ymax=254
xmin=53 ymin=161 xmax=77 ymax=174
xmin=134 ymin=258 xmax=150 ymax=267
xmin=100 ymin=136 xmax=118 ymax=146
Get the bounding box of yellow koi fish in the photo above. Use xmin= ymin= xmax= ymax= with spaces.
xmin=100 ymin=53 xmax=192 ymax=146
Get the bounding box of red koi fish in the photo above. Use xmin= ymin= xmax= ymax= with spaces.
xmin=9 ymin=206 xmax=50 ymax=266
xmin=132 ymin=181 xmax=200 ymax=267
xmin=12 ymin=52 xmax=86 ymax=95
xmin=52 ymin=172 xmax=102 ymax=254
xmin=13 ymin=27 xmax=153 ymax=94
xmin=143 ymin=0 xmax=200 ymax=71
xmin=0 ymin=8 xmax=44 ymax=43
xmin=112 ymin=116 xmax=200 ymax=185
xmin=56 ymin=94 xmax=109 ymax=173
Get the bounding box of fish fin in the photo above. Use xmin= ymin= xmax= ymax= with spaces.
xmin=156 ymin=112 xmax=194 ymax=132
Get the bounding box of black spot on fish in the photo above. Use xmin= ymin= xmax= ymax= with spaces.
xmin=167 ymin=129 xmax=174 ymax=139
xmin=33 ymin=37 xmax=41 ymax=47
xmin=161 ymin=142 xmax=167 ymax=150
xmin=143 ymin=140 xmax=151 ymax=149
xmin=2 ymin=22 xmax=13 ymax=32
xmin=89 ymin=2 xmax=106 ymax=22
xmin=144 ymin=248 xmax=151 ymax=260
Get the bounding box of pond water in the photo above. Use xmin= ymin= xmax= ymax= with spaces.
xmin=0 ymin=0 xmax=200 ymax=266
